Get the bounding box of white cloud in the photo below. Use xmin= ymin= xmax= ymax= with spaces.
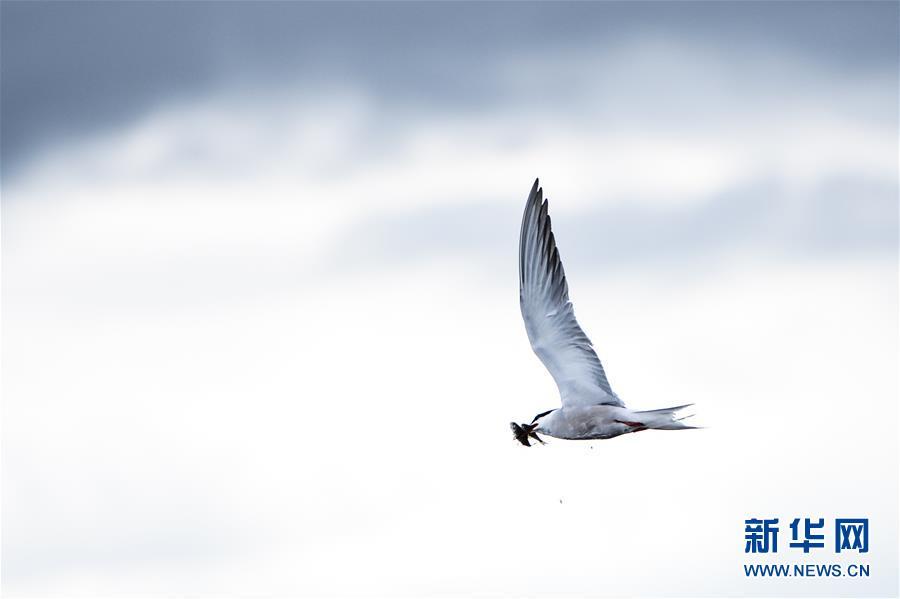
xmin=4 ymin=254 xmax=897 ymax=595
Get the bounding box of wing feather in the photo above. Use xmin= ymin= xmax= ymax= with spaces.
xmin=518 ymin=179 xmax=622 ymax=408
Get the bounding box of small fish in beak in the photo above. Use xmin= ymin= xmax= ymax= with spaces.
xmin=509 ymin=422 xmax=545 ymax=446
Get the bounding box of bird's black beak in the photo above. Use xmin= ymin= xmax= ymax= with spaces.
xmin=510 ymin=422 xmax=545 ymax=446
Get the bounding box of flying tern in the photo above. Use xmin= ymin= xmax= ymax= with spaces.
xmin=511 ymin=179 xmax=698 ymax=446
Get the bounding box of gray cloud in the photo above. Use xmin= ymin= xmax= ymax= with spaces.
xmin=2 ymin=1 xmax=897 ymax=179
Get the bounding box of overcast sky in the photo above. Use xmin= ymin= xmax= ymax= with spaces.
xmin=2 ymin=2 xmax=898 ymax=597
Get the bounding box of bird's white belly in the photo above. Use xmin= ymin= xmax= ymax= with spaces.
xmin=538 ymin=405 xmax=633 ymax=440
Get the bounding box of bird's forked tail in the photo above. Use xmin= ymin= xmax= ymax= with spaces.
xmin=633 ymin=404 xmax=699 ymax=430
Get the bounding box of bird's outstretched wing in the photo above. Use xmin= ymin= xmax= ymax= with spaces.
xmin=518 ymin=179 xmax=622 ymax=408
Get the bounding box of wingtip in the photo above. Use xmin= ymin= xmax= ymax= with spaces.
xmin=526 ymin=178 xmax=543 ymax=210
